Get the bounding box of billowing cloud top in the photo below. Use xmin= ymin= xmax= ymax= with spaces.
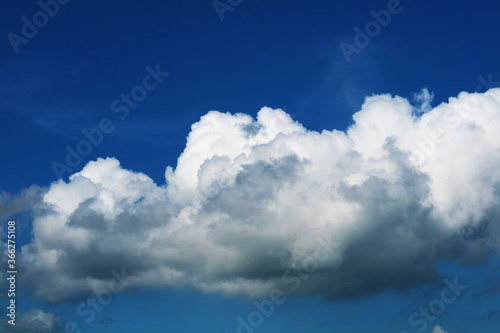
xmin=19 ymin=89 xmax=500 ymax=302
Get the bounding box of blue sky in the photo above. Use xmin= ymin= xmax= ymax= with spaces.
xmin=1 ymin=0 xmax=500 ymax=332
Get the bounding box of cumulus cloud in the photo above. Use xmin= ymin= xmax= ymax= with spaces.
xmin=0 ymin=185 xmax=46 ymax=288
xmin=17 ymin=88 xmax=500 ymax=302
xmin=0 ymin=309 xmax=63 ymax=333
xmin=0 ymin=185 xmax=46 ymax=221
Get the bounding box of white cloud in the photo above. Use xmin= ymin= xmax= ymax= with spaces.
xmin=412 ymin=87 xmax=434 ymax=113
xmin=432 ymin=325 xmax=448 ymax=333
xmin=0 ymin=309 xmax=63 ymax=332
xmin=17 ymin=88 xmax=500 ymax=302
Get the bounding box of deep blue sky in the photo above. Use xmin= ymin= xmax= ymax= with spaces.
xmin=1 ymin=0 xmax=500 ymax=332
xmin=2 ymin=0 xmax=500 ymax=193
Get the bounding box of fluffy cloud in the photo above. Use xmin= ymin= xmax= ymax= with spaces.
xmin=0 ymin=185 xmax=46 ymax=221
xmin=0 ymin=185 xmax=46 ymax=287
xmin=18 ymin=88 xmax=500 ymax=302
xmin=0 ymin=310 xmax=63 ymax=333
